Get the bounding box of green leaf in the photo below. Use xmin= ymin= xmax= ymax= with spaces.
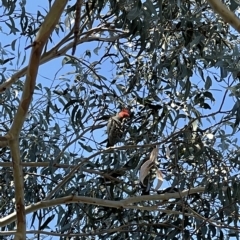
xmin=202 ymin=103 xmax=211 ymax=109
xmin=79 ymin=142 xmax=93 ymax=152
xmin=198 ymin=67 xmax=204 ymax=81
xmin=231 ymin=100 xmax=240 ymax=114
xmin=226 ymin=187 xmax=232 ymax=203
xmin=205 ymin=76 xmax=212 ymax=90
xmin=230 ymin=0 xmax=239 ymax=11
xmin=5 ymin=16 xmax=19 ymax=34
xmin=204 ymin=91 xmax=215 ymax=102
xmin=144 ymin=0 xmax=157 ymax=16
xmin=71 ymin=105 xmax=79 ymax=123
xmin=3 ymin=0 xmax=16 ymax=15
xmin=93 ymin=47 xmax=101 ymax=55
xmin=63 ymin=99 xmax=80 ymax=111
xmin=126 ymin=7 xmax=141 ymax=20
xmin=184 ymin=78 xmax=191 ymax=100
xmin=220 ymin=66 xmax=228 ymax=78
xmin=11 ymin=38 xmax=17 ymax=51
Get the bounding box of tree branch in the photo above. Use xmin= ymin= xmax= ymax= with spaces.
xmin=0 ymin=187 xmax=232 ymax=230
xmin=207 ymin=0 xmax=240 ymax=33
xmin=7 ymin=1 xmax=68 ymax=239
xmin=0 ymin=27 xmax=128 ymax=93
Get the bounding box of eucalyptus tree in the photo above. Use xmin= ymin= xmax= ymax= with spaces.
xmin=0 ymin=0 xmax=240 ymax=239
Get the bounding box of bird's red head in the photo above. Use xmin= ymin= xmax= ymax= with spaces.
xmin=119 ymin=108 xmax=130 ymax=118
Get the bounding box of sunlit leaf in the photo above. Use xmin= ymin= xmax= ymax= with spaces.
xmin=154 ymin=169 xmax=164 ymax=190
xmin=206 ymin=133 xmax=214 ymax=140
xmin=139 ymin=159 xmax=153 ymax=186
xmin=165 ymin=145 xmax=170 ymax=159
xmin=149 ymin=147 xmax=159 ymax=162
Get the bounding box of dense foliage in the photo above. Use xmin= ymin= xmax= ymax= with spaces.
xmin=1 ymin=0 xmax=240 ymax=239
